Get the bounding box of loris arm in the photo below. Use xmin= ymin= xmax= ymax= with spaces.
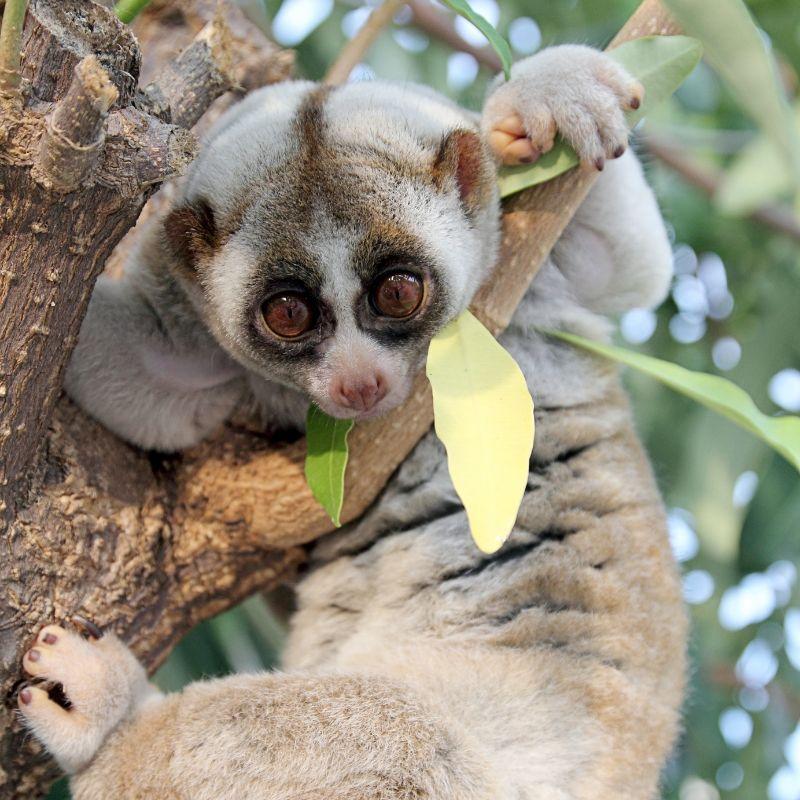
xmin=64 ymin=273 xmax=245 ymax=451
xmin=481 ymin=45 xmax=673 ymax=313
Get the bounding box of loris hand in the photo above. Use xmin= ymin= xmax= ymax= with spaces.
xmin=482 ymin=45 xmax=644 ymax=170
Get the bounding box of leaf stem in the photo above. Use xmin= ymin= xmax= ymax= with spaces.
xmin=0 ymin=0 xmax=29 ymax=97
xmin=114 ymin=0 xmax=154 ymax=25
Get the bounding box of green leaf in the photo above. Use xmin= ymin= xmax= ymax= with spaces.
xmin=663 ymin=0 xmax=800 ymax=193
xmin=304 ymin=405 xmax=354 ymax=527
xmin=498 ymin=35 xmax=703 ymax=199
xmin=427 ymin=310 xmax=534 ymax=553
xmin=439 ymin=0 xmax=512 ymax=80
xmin=114 ymin=0 xmax=154 ymax=24
xmin=549 ymin=330 xmax=800 ymax=474
xmin=715 ymin=104 xmax=800 ymax=215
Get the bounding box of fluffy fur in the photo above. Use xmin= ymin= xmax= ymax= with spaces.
xmin=21 ymin=45 xmax=687 ymax=799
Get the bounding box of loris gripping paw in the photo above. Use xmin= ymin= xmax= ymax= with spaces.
xmin=483 ymin=44 xmax=644 ymax=169
xmin=17 ymin=620 xmax=158 ymax=775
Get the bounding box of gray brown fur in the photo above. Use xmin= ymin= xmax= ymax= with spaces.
xmin=21 ymin=46 xmax=687 ymax=798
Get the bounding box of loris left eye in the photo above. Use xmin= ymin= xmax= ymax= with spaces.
xmin=261 ymin=292 xmax=315 ymax=339
xmin=370 ymin=271 xmax=424 ymax=319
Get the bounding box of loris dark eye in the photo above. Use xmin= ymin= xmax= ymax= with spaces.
xmin=261 ymin=292 xmax=315 ymax=339
xmin=370 ymin=272 xmax=424 ymax=318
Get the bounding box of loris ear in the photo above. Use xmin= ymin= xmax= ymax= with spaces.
xmin=163 ymin=199 xmax=218 ymax=274
xmin=432 ymin=129 xmax=495 ymax=215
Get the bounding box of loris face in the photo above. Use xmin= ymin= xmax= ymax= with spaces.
xmin=164 ymin=82 xmax=499 ymax=421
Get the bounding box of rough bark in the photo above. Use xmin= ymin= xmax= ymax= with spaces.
xmin=0 ymin=0 xmax=677 ymax=796
xmin=0 ymin=1 xmax=293 ymax=796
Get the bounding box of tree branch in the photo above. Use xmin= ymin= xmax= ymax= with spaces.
xmin=644 ymin=132 xmax=800 ymax=243
xmin=0 ymin=0 xmax=29 ymax=97
xmin=0 ymin=1 xmax=295 ymax=795
xmin=407 ymin=0 xmax=501 ymax=73
xmin=324 ymin=0 xmax=407 ymax=85
xmin=143 ymin=10 xmax=236 ymax=128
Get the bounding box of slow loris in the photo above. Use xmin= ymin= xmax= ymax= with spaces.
xmin=18 ymin=45 xmax=687 ymax=799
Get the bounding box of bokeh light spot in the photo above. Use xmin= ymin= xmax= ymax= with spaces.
xmin=719 ymin=707 xmax=753 ymax=749
xmin=683 ymin=570 xmax=715 ymax=605
xmin=620 ymin=308 xmax=657 ymax=344
xmin=716 ymin=762 xmax=744 ymax=791
xmin=272 ymin=0 xmax=334 ymax=45
xmin=712 ymin=337 xmax=741 ymax=371
xmin=769 ymin=369 xmax=800 ymax=412
xmin=509 ymin=17 xmax=541 ymax=54
xmin=453 ymin=0 xmax=499 ymax=47
xmin=447 ymin=52 xmax=479 ymax=91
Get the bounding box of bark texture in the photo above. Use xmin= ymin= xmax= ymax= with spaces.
xmin=0 ymin=0 xmax=677 ymax=797
xmin=0 ymin=2 xmax=293 ymax=796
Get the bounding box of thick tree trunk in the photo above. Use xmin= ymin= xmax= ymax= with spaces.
xmin=0 ymin=0 xmax=677 ymax=796
xmin=0 ymin=1 xmax=294 ymax=796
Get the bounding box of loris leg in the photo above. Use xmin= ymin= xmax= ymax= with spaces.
xmin=17 ymin=623 xmax=161 ymax=775
xmin=20 ymin=630 xmax=498 ymax=799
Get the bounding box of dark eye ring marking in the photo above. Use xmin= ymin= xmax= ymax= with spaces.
xmin=369 ymin=270 xmax=425 ymax=319
xmin=261 ymin=291 xmax=316 ymax=339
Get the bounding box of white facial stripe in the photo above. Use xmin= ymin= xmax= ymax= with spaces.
xmin=305 ymin=210 xmax=362 ymax=312
xmin=203 ymin=239 xmax=256 ymax=346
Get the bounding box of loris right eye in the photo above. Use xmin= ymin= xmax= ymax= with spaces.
xmin=261 ymin=292 xmax=315 ymax=339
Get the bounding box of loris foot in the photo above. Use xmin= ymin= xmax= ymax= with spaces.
xmin=483 ymin=44 xmax=644 ymax=168
xmin=17 ymin=620 xmax=155 ymax=774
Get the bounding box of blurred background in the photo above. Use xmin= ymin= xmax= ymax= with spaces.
xmin=50 ymin=0 xmax=800 ymax=797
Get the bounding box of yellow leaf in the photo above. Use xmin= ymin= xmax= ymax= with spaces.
xmin=426 ymin=311 xmax=534 ymax=553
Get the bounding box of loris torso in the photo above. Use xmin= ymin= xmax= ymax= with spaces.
xmin=19 ymin=46 xmax=687 ymax=799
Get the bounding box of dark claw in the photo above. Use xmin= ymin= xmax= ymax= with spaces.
xmin=594 ymin=157 xmax=605 ymax=171
xmin=613 ymin=144 xmax=625 ymax=159
xmin=72 ymin=615 xmax=103 ymax=640
xmin=630 ymin=96 xmax=641 ymax=110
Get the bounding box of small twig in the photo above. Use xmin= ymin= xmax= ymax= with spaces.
xmin=0 ymin=0 xmax=29 ymax=97
xmin=33 ymin=55 xmax=118 ymax=193
xmin=644 ymin=133 xmax=800 ymax=243
xmin=113 ymin=0 xmax=154 ymax=25
xmin=407 ymin=0 xmax=501 ymax=73
xmin=325 ymin=0 xmax=407 ymax=86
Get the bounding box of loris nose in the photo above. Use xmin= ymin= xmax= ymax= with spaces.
xmin=331 ymin=373 xmax=388 ymax=413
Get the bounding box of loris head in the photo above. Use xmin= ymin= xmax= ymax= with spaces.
xmin=164 ymin=81 xmax=500 ymax=420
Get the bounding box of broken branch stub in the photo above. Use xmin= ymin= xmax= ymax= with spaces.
xmin=143 ymin=14 xmax=237 ymax=129
xmin=33 ymin=55 xmax=118 ymax=192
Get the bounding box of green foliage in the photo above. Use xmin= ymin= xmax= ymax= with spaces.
xmin=304 ymin=405 xmax=353 ymax=526
xmin=664 ymin=0 xmax=800 ymax=204
xmin=715 ymin=104 xmax=800 ymax=214
xmin=499 ymin=35 xmax=703 ymax=197
xmin=551 ymin=330 xmax=800 ymax=472
xmin=113 ymin=0 xmax=154 ymax=24
xmin=439 ymin=0 xmax=513 ymax=79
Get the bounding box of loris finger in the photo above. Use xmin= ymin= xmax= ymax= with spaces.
xmin=499 ymin=137 xmax=542 ymax=166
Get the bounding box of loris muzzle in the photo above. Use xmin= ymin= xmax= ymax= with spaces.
xmin=162 ymin=84 xmax=500 ymax=421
